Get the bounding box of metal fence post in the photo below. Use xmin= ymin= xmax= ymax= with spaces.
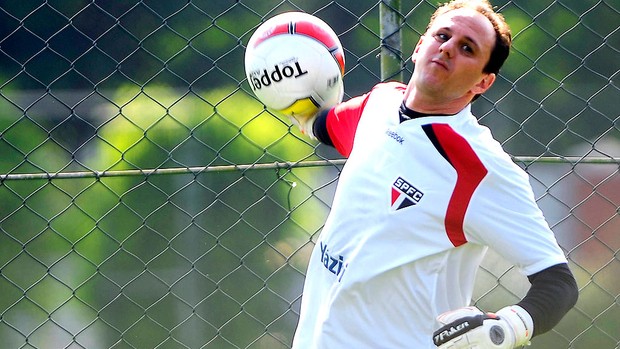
xmin=379 ymin=0 xmax=403 ymax=82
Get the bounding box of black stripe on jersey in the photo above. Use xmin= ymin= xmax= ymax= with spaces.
xmin=422 ymin=124 xmax=452 ymax=166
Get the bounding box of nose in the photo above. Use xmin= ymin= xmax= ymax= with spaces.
xmin=439 ymin=39 xmax=454 ymax=58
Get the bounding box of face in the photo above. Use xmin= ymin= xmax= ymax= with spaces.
xmin=411 ymin=8 xmax=497 ymax=103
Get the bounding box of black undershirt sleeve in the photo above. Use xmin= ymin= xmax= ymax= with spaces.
xmin=517 ymin=263 xmax=578 ymax=337
xmin=312 ymin=110 xmax=333 ymax=147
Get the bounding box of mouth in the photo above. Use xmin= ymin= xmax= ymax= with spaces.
xmin=431 ymin=58 xmax=449 ymax=70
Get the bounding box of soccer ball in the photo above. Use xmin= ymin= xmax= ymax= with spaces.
xmin=244 ymin=12 xmax=345 ymax=117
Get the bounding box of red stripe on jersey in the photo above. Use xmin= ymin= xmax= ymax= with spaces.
xmin=429 ymin=124 xmax=488 ymax=247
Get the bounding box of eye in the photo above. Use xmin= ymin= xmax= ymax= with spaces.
xmin=461 ymin=44 xmax=474 ymax=54
xmin=435 ymin=33 xmax=449 ymax=42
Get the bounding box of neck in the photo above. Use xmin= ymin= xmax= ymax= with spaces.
xmin=403 ymin=81 xmax=473 ymax=115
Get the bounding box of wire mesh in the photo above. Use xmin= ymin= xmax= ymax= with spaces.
xmin=0 ymin=1 xmax=618 ymax=348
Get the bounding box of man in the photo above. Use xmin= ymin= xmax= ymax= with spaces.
xmin=289 ymin=0 xmax=578 ymax=348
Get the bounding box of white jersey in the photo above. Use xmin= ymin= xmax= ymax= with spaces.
xmin=292 ymin=82 xmax=567 ymax=348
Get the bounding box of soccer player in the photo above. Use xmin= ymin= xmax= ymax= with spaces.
xmin=289 ymin=0 xmax=579 ymax=348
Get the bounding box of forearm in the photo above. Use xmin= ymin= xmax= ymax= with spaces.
xmin=517 ymin=263 xmax=579 ymax=337
xmin=312 ymin=110 xmax=332 ymax=146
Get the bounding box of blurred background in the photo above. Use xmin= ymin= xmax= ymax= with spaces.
xmin=0 ymin=1 xmax=618 ymax=348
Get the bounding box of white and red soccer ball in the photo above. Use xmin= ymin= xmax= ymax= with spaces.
xmin=244 ymin=12 xmax=345 ymax=117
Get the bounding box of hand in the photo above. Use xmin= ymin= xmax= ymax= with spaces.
xmin=433 ymin=306 xmax=533 ymax=348
xmin=288 ymin=111 xmax=318 ymax=139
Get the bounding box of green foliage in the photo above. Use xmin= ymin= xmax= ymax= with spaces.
xmin=0 ymin=82 xmax=328 ymax=347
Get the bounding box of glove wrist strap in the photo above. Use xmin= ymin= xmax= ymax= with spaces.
xmin=496 ymin=305 xmax=534 ymax=347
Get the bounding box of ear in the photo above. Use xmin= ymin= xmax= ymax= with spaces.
xmin=471 ymin=73 xmax=496 ymax=95
xmin=411 ymin=37 xmax=424 ymax=63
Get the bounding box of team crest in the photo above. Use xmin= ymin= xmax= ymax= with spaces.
xmin=391 ymin=176 xmax=423 ymax=210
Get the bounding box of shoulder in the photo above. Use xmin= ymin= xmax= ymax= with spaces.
xmin=369 ymin=81 xmax=407 ymax=95
xmin=356 ymin=81 xmax=407 ymax=112
xmin=331 ymin=81 xmax=405 ymax=119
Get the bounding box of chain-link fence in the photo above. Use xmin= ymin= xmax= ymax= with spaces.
xmin=0 ymin=1 xmax=618 ymax=348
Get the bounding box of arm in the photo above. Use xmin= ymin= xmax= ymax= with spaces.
xmin=518 ymin=262 xmax=578 ymax=336
xmin=432 ymin=138 xmax=578 ymax=347
xmin=312 ymin=109 xmax=333 ymax=146
xmin=288 ymin=96 xmax=364 ymax=156
xmin=311 ymin=94 xmax=369 ymax=157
